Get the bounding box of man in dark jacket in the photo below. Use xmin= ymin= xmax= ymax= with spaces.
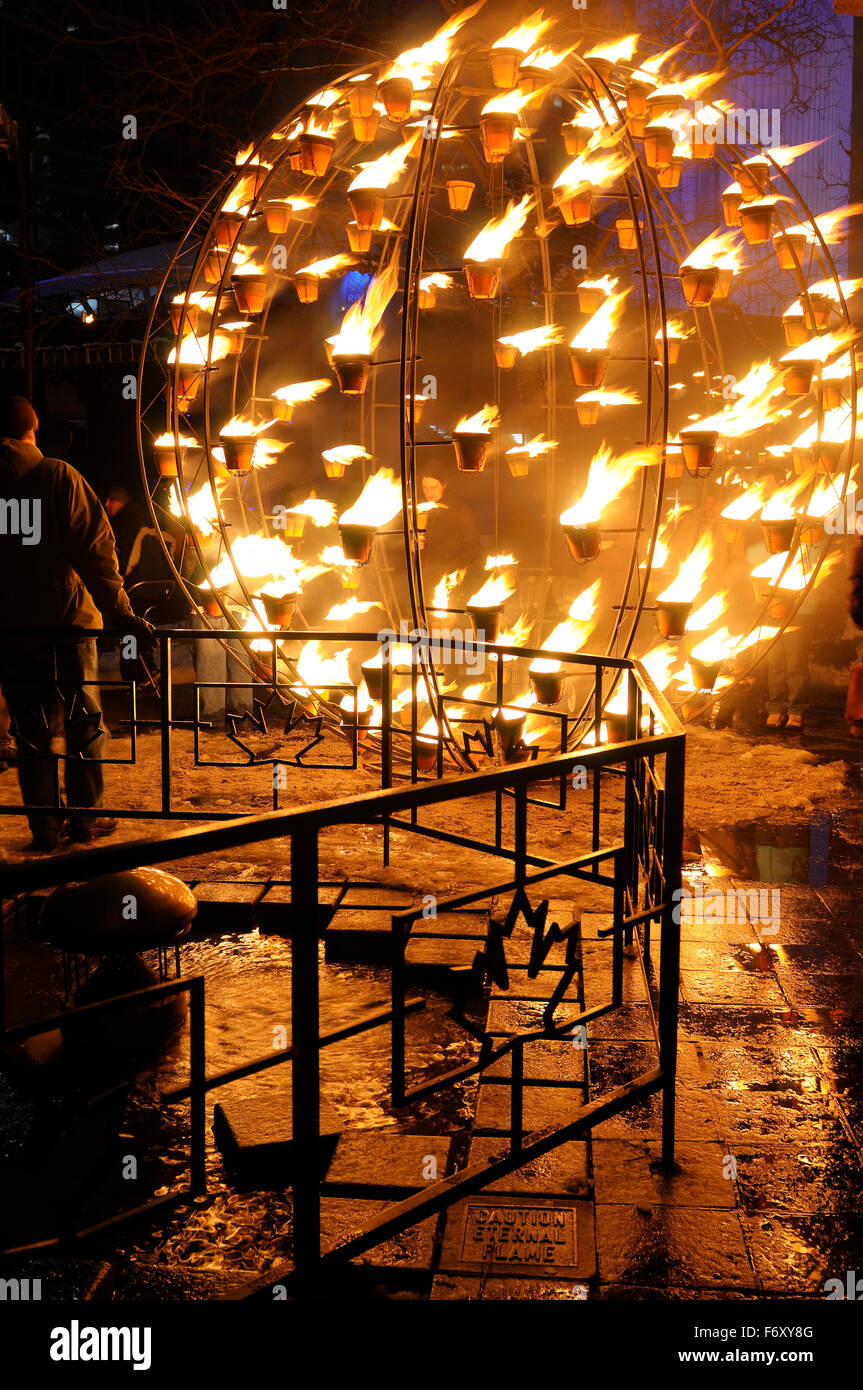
xmin=0 ymin=396 xmax=153 ymax=850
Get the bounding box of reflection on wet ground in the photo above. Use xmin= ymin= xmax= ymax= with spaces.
xmin=694 ymin=812 xmax=862 ymax=886
xmin=0 ymin=922 xmax=484 ymax=1281
xmin=4 ymin=789 xmax=863 ymax=1296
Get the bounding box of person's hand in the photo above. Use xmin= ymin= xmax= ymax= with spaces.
xmin=115 ymin=612 xmax=157 ymax=655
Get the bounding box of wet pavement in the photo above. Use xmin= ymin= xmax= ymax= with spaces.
xmin=2 ymin=701 xmax=863 ymax=1299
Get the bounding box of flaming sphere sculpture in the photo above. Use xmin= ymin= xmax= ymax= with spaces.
xmin=137 ymin=2 xmax=858 ymax=773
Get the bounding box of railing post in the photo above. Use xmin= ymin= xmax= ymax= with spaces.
xmin=381 ymin=643 xmax=392 ymax=867
xmin=291 ymin=828 xmax=322 ymax=1283
xmin=391 ymin=912 xmax=406 ymax=1107
xmin=611 ymin=846 xmax=624 ymax=1007
xmin=511 ymin=1035 xmax=524 ymax=1155
xmin=659 ymin=739 xmax=685 ymax=1170
xmin=159 ymin=634 xmax=172 ymax=815
xmin=514 ymin=781 xmax=527 ymax=887
xmin=189 ymin=974 xmax=207 ymax=1194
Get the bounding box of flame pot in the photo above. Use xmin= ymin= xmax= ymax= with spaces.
xmin=298 ymin=132 xmax=335 ymax=177
xmin=762 ymin=517 xmax=796 ymax=554
xmin=447 ymin=179 xmax=475 ymax=211
xmin=643 ymin=123 xmax=674 ymax=170
xmin=569 ymin=348 xmax=608 ymax=388
xmin=452 ymin=431 xmax=491 ymax=472
xmin=680 ymin=265 xmax=719 ymax=306
xmin=338 ymin=523 xmax=376 ymax=564
xmin=616 ymin=217 xmax=642 ymax=250
xmin=562 ymin=523 xmax=601 ymax=562
xmin=332 ymin=354 xmax=372 ymax=395
xmin=260 ymin=591 xmax=298 ymax=627
xmin=220 ymin=433 xmax=256 ymax=473
xmin=656 ymin=600 xmax=691 ymax=639
xmin=680 ymin=429 xmax=718 ymax=478
xmin=529 ymin=668 xmax=564 ymax=705
xmin=347 ymin=188 xmax=385 ymax=231
xmin=463 ymin=259 xmax=502 ymax=300
xmin=466 ymin=604 xmax=503 ymax=643
xmin=480 ymin=112 xmax=518 ymax=163
xmin=231 ymin=274 xmax=268 ymax=315
xmin=378 ymin=77 xmax=412 ymax=121
xmin=294 ymin=273 xmax=319 ymax=304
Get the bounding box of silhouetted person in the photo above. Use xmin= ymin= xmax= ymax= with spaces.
xmin=420 ymin=469 xmax=482 ymax=600
xmin=0 ymin=395 xmax=153 ymax=850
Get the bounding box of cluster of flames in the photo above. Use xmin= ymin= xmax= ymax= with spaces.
xmin=150 ymin=4 xmax=859 ymax=766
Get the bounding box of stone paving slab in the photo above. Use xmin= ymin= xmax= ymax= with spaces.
xmin=740 ymin=1213 xmax=863 ymax=1295
xmin=594 ymin=1205 xmax=757 ymax=1289
xmin=592 ymin=1138 xmax=737 ymax=1208
xmin=586 ymin=1004 xmax=657 ymax=1041
xmin=681 ymin=968 xmax=789 ymax=1007
xmin=467 ymin=1137 xmax=589 ymax=1196
xmin=324 ymin=909 xmax=398 ymax=963
xmin=473 ymin=1080 xmax=587 ymax=1134
xmin=482 ymin=1038 xmax=587 ymax=1085
xmin=322 ymin=1134 xmax=452 ymax=1193
xmin=485 ymin=999 xmax=584 ymax=1035
xmin=588 ymin=1042 xmax=720 ymax=1142
xmin=431 ymin=1273 xmax=584 ymax=1299
xmin=774 ymin=969 xmax=863 ymax=1011
xmin=681 ymin=1003 xmax=853 ymax=1045
xmin=320 ymin=1196 xmax=438 ymax=1272
xmin=729 ymin=1140 xmax=863 ymax=1216
xmin=489 ymin=964 xmax=581 ymax=1004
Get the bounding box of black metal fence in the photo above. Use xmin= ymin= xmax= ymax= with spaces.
xmin=0 ymin=643 xmax=684 ymax=1288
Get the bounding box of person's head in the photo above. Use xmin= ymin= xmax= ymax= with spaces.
xmin=104 ymin=485 xmax=130 ymax=517
xmin=0 ymin=395 xmax=38 ymax=445
xmin=422 ymin=473 xmax=446 ymax=503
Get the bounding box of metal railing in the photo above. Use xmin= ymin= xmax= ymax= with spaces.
xmin=0 ymin=648 xmax=684 ymax=1289
xmin=0 ymin=622 xmax=676 ymax=821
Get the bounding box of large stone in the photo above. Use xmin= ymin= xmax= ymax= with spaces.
xmin=322 ymin=1134 xmax=452 ymax=1194
xmin=213 ymin=1088 xmax=344 ymax=1186
xmin=41 ymin=869 xmax=196 ymax=955
xmin=255 ymin=882 xmax=343 ymax=936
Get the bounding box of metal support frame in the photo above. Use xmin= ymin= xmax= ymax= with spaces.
xmin=0 ymin=649 xmax=684 ymax=1284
